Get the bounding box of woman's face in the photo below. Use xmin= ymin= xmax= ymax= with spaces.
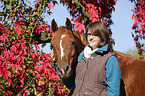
xmin=87 ymin=30 xmax=102 ymax=50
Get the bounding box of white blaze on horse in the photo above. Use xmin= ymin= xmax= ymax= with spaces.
xmin=60 ymin=35 xmax=66 ymax=60
xmin=50 ymin=18 xmax=145 ymax=96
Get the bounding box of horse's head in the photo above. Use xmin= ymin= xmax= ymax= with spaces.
xmin=50 ymin=18 xmax=87 ymax=79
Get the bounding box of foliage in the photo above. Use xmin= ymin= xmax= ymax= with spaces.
xmin=126 ymin=48 xmax=145 ymax=59
xmin=60 ymin=0 xmax=116 ymax=33
xmin=0 ymin=0 xmax=69 ymax=95
xmin=0 ymin=0 xmax=145 ymax=95
xmin=60 ymin=0 xmax=145 ymax=57
xmin=131 ymin=0 xmax=145 ymax=57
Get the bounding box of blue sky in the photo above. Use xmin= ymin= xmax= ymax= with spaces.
xmin=40 ymin=0 xmax=136 ymax=54
xmin=111 ymin=0 xmax=135 ymax=52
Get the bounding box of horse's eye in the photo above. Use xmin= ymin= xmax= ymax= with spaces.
xmin=71 ymin=41 xmax=75 ymax=46
xmin=50 ymin=45 xmax=54 ymax=49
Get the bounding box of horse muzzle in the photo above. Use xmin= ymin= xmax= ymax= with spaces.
xmin=56 ymin=64 xmax=72 ymax=79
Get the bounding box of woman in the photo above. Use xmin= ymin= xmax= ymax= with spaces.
xmin=72 ymin=21 xmax=121 ymax=96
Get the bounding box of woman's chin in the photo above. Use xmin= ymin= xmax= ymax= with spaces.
xmin=89 ymin=45 xmax=97 ymax=50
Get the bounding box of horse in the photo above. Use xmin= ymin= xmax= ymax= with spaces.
xmin=50 ymin=18 xmax=87 ymax=91
xmin=115 ymin=51 xmax=145 ymax=96
xmin=50 ymin=18 xmax=145 ymax=96
xmin=50 ymin=18 xmax=87 ymax=78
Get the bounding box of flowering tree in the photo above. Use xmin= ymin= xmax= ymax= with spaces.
xmin=60 ymin=0 xmax=115 ymax=33
xmin=131 ymin=0 xmax=145 ymax=58
xmin=0 ymin=0 xmax=69 ymax=95
xmin=60 ymin=0 xmax=145 ymax=58
xmin=0 ymin=0 xmax=145 ymax=95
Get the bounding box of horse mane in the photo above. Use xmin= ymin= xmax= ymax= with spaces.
xmin=73 ymin=31 xmax=88 ymax=46
xmin=114 ymin=51 xmax=136 ymax=59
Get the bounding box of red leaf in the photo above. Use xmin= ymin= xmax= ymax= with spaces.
xmin=47 ymin=2 xmax=54 ymax=10
xmin=3 ymin=50 xmax=11 ymax=58
xmin=19 ymin=50 xmax=23 ymax=56
xmin=10 ymin=45 xmax=17 ymax=54
xmin=36 ymin=27 xmax=41 ymax=34
xmin=74 ymin=22 xmax=85 ymax=33
xmin=2 ymin=66 xmax=11 ymax=81
xmin=7 ymin=91 xmax=13 ymax=95
xmin=37 ymin=64 xmax=43 ymax=72
xmin=20 ymin=77 xmax=25 ymax=85
xmin=37 ymin=61 xmax=44 ymax=65
xmin=21 ymin=43 xmax=24 ymax=51
xmin=82 ymin=0 xmax=86 ymax=5
xmin=98 ymin=7 xmax=102 ymax=13
xmin=12 ymin=64 xmax=20 ymax=70
xmin=0 ymin=34 xmax=7 ymax=43
xmin=15 ymin=26 xmax=23 ymax=34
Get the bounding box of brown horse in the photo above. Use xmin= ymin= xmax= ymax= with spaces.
xmin=115 ymin=51 xmax=145 ymax=96
xmin=50 ymin=18 xmax=87 ymax=78
xmin=50 ymin=18 xmax=145 ymax=96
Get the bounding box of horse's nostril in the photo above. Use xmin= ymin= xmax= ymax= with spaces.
xmin=56 ymin=65 xmax=71 ymax=77
xmin=66 ymin=66 xmax=69 ymax=71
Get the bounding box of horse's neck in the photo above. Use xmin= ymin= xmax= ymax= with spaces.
xmin=114 ymin=51 xmax=135 ymax=59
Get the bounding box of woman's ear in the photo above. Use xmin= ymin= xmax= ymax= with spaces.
xmin=100 ymin=41 xmax=106 ymax=47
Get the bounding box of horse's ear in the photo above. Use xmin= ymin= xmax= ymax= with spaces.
xmin=51 ymin=19 xmax=58 ymax=32
xmin=65 ymin=18 xmax=72 ymax=30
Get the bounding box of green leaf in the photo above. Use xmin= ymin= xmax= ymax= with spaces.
xmin=28 ymin=1 xmax=31 ymax=4
xmin=42 ymin=43 xmax=46 ymax=48
xmin=27 ymin=61 xmax=33 ymax=64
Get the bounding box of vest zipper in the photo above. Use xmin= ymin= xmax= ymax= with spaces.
xmin=78 ymin=58 xmax=90 ymax=96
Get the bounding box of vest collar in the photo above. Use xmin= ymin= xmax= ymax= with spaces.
xmin=78 ymin=44 xmax=109 ymax=62
xmin=95 ymin=44 xmax=108 ymax=52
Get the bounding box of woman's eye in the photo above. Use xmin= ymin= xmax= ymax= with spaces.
xmin=87 ymin=33 xmax=92 ymax=36
xmin=87 ymin=33 xmax=98 ymax=37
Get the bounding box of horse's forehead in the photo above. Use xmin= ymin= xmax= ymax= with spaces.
xmin=59 ymin=33 xmax=75 ymax=45
xmin=52 ymin=31 xmax=74 ymax=43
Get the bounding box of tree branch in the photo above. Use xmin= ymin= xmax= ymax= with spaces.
xmin=72 ymin=0 xmax=91 ymax=18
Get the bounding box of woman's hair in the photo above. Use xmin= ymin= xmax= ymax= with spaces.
xmin=86 ymin=21 xmax=113 ymax=52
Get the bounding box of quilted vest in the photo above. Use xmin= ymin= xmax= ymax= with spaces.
xmin=72 ymin=52 xmax=113 ymax=96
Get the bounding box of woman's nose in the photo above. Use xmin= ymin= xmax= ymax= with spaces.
xmin=90 ymin=35 xmax=94 ymax=38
